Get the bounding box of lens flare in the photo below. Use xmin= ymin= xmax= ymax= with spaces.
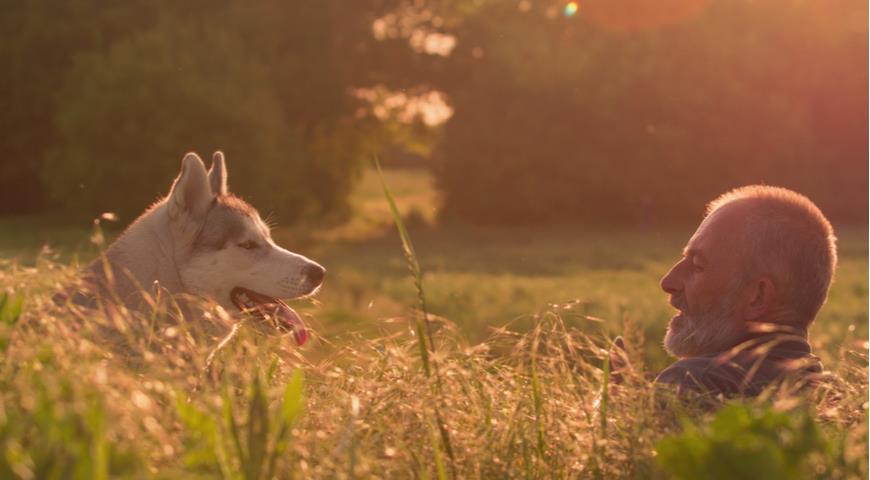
xmin=564 ymin=2 xmax=579 ymax=17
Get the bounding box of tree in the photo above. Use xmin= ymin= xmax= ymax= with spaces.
xmin=2 ymin=0 xmax=389 ymax=222
xmin=0 ymin=0 xmax=157 ymax=214
xmin=43 ymin=23 xmax=309 ymax=222
xmin=432 ymin=0 xmax=868 ymax=224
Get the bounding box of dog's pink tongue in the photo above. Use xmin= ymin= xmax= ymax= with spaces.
xmin=275 ymin=301 xmax=308 ymax=346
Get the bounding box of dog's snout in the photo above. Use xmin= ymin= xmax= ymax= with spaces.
xmin=304 ymin=264 xmax=325 ymax=286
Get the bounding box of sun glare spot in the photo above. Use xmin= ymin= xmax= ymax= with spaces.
xmin=564 ymin=2 xmax=579 ymax=17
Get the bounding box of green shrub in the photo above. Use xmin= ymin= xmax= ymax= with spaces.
xmin=43 ymin=23 xmax=309 ymax=223
xmin=2 ymin=1 xmax=375 ymax=221
xmin=0 ymin=361 xmax=141 ymax=479
xmin=436 ymin=0 xmax=867 ymax=225
xmin=656 ymin=403 xmax=862 ymax=480
xmin=177 ymin=369 xmax=305 ymax=479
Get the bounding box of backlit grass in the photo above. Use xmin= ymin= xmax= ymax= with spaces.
xmin=0 ymin=168 xmax=866 ymax=478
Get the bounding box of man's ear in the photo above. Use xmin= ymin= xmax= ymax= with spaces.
xmin=745 ymin=276 xmax=778 ymax=321
xmin=168 ymin=153 xmax=213 ymax=220
xmin=208 ymin=151 xmax=228 ymax=196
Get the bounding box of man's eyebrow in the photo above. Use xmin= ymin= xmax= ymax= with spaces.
xmin=682 ymin=247 xmax=708 ymax=263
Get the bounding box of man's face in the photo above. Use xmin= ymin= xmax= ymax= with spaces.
xmin=661 ymin=204 xmax=751 ymax=357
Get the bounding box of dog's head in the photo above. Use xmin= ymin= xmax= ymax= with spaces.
xmin=166 ymin=152 xmax=323 ymax=345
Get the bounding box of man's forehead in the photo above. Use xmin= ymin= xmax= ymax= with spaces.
xmin=686 ymin=222 xmax=714 ymax=253
xmin=685 ymin=203 xmax=750 ymax=260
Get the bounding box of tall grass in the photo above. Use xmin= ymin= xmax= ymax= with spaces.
xmin=375 ymin=155 xmax=455 ymax=478
xmin=0 ymin=220 xmax=866 ymax=478
xmin=0 ymin=257 xmax=867 ymax=478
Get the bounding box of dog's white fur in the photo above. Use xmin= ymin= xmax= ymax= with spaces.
xmin=81 ymin=152 xmax=323 ymax=314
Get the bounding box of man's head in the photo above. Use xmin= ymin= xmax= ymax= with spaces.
xmin=661 ymin=186 xmax=837 ymax=358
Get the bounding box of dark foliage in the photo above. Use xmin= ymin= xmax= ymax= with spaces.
xmin=1 ymin=0 xmax=866 ymax=226
xmin=435 ymin=0 xmax=868 ymax=225
xmin=0 ymin=0 xmax=387 ymax=222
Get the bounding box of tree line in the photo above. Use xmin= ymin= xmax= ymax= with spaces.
xmin=434 ymin=0 xmax=868 ymax=224
xmin=1 ymin=0 xmax=866 ymax=225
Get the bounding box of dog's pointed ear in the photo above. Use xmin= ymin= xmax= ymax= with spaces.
xmin=168 ymin=153 xmax=213 ymax=220
xmin=208 ymin=151 xmax=228 ymax=195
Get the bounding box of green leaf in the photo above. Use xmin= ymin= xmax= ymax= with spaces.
xmin=246 ymin=372 xmax=269 ymax=480
xmin=0 ymin=293 xmax=23 ymax=326
xmin=176 ymin=398 xmax=220 ymax=469
xmin=222 ymin=385 xmax=247 ymax=473
xmin=281 ymin=370 xmax=305 ymax=426
xmin=656 ymin=403 xmax=831 ymax=480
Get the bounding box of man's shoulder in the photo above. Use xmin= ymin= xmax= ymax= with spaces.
xmin=655 ymin=356 xmax=742 ymax=394
xmin=656 ymin=356 xmax=718 ymax=379
xmin=655 ymin=337 xmax=825 ymax=396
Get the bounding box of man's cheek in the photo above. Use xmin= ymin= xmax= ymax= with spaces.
xmin=684 ymin=289 xmax=705 ymax=314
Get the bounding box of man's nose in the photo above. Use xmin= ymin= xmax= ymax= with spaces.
xmin=660 ymin=262 xmax=682 ymax=294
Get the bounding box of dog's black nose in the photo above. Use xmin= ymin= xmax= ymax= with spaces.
xmin=304 ymin=264 xmax=325 ymax=286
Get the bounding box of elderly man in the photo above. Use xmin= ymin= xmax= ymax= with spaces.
xmin=653 ymin=185 xmax=837 ymax=396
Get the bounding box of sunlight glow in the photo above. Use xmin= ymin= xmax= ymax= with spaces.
xmin=583 ymin=0 xmax=709 ymax=32
xmin=353 ymin=87 xmax=454 ymax=126
xmin=564 ymin=2 xmax=579 ymax=17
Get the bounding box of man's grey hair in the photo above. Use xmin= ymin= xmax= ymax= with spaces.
xmin=705 ymin=186 xmax=837 ymax=327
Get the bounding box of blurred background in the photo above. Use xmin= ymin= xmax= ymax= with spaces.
xmin=2 ymin=0 xmax=866 ymax=223
xmin=1 ymin=0 xmax=867 ymax=366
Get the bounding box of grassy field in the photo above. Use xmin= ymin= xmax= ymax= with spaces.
xmin=0 ymin=168 xmax=866 ymax=478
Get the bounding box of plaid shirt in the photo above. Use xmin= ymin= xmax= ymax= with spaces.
xmin=655 ymin=333 xmax=825 ymax=397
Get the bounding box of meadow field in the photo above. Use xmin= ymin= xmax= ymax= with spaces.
xmin=0 ymin=168 xmax=867 ymax=478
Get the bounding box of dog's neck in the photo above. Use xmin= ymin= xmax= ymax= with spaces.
xmin=86 ymin=201 xmax=189 ymax=306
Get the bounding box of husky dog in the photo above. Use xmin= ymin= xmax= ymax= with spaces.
xmin=72 ymin=151 xmax=324 ymax=345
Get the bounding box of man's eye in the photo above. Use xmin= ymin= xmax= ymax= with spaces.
xmin=237 ymin=241 xmax=259 ymax=250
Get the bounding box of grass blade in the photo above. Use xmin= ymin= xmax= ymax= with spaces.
xmin=246 ymin=372 xmax=269 ymax=480
xmin=281 ymin=370 xmax=305 ymax=425
xmin=374 ymin=154 xmax=433 ymax=377
xmin=600 ymin=346 xmax=611 ymax=437
xmin=265 ymin=370 xmax=305 ymax=480
xmin=222 ymin=385 xmax=247 ymax=473
xmin=0 ymin=293 xmax=23 ymax=326
xmin=530 ymin=327 xmax=546 ymax=462
xmin=374 ymin=154 xmax=456 ymax=478
xmin=428 ymin=418 xmax=449 ymax=480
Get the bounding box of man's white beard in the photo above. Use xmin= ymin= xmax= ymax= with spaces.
xmin=664 ymin=282 xmax=746 ymax=358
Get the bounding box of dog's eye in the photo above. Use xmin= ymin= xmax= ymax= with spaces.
xmin=237 ymin=240 xmax=259 ymax=250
